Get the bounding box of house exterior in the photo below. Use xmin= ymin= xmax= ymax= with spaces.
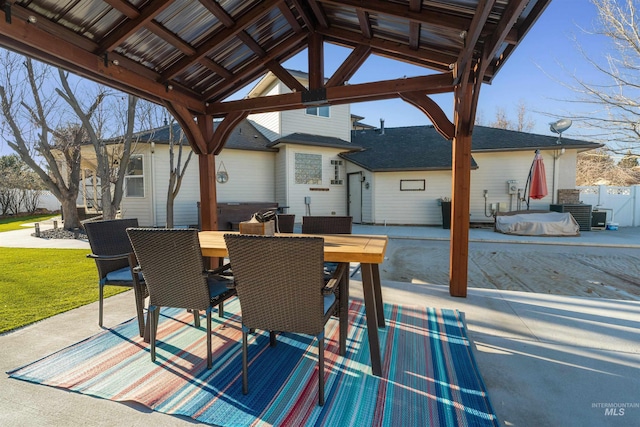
xmin=344 ymin=125 xmax=601 ymax=225
xmin=80 ymin=71 xmax=601 ymax=228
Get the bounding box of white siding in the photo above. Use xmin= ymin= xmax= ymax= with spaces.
xmin=274 ymin=146 xmax=288 ymax=210
xmin=283 ymin=145 xmax=348 ymax=219
xmin=346 ymin=148 xmax=583 ymax=226
xmin=555 ymin=150 xmax=578 ymax=200
xmin=247 ymin=83 xmax=281 ymax=141
xmin=122 ymin=145 xmax=275 ymax=227
xmin=281 ymin=104 xmax=351 ymax=141
xmin=250 ymin=79 xmax=352 ymax=142
xmin=120 ymin=148 xmax=154 ymax=226
xmin=143 ymin=145 xmax=200 ymax=227
xmin=371 ymin=171 xmax=451 ymax=225
xmin=469 ymin=149 xmax=576 ymax=221
xmin=215 ymin=149 xmax=276 ymax=203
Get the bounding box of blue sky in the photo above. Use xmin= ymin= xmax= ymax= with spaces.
xmin=0 ymin=1 xmax=607 ymax=156
xmin=279 ymin=0 xmax=605 ymax=139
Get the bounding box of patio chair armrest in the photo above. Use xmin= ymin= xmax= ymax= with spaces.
xmin=87 ymin=252 xmax=131 ymax=261
xmin=204 ymin=262 xmax=232 ymax=276
xmin=322 ymin=262 xmax=348 ymax=295
xmin=204 ymin=263 xmax=236 ymax=289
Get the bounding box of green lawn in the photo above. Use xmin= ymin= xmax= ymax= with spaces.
xmin=0 ymin=214 xmax=59 ymax=232
xmin=0 ymin=247 xmax=125 ymax=334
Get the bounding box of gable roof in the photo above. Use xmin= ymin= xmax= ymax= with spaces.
xmin=0 ymin=1 xmax=551 ymax=114
xmin=343 ymin=125 xmax=602 ymax=172
xmin=470 ymin=126 xmax=603 ymax=152
xmin=344 ymin=125 xmax=478 ymax=172
xmin=109 ymin=120 xmax=275 ymax=152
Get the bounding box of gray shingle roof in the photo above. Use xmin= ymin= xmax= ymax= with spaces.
xmin=268 ymin=133 xmax=360 ymax=150
xmin=344 ymin=126 xmax=476 ymax=172
xmin=105 ymin=120 xmax=275 ymax=152
xmin=343 ymin=125 xmax=601 ymax=172
xmin=470 ymin=126 xmax=602 ymax=152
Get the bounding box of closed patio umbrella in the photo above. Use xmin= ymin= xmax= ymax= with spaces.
xmin=526 ymin=150 xmax=548 ymax=206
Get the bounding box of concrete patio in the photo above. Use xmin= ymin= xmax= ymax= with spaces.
xmin=1 ymin=222 xmax=639 ymax=426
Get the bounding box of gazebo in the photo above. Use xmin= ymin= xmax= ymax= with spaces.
xmin=0 ymin=0 xmax=552 ymax=297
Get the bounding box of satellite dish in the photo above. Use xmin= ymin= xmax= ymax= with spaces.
xmin=549 ymin=118 xmax=572 ymax=135
xmin=549 ymin=118 xmax=572 ymax=144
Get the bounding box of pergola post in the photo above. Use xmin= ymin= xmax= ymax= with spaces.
xmin=449 ymin=75 xmax=478 ymax=297
xmin=198 ymin=152 xmax=218 ymax=231
xmin=196 ymin=115 xmax=218 ymax=231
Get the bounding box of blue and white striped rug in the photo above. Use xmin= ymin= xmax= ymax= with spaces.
xmin=9 ymin=298 xmax=498 ymax=426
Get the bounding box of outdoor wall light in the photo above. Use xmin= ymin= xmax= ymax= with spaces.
xmin=27 ymin=15 xmax=37 ymax=24
xmin=112 ymin=59 xmax=119 ymax=66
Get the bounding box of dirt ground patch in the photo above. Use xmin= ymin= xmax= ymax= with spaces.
xmin=381 ymin=239 xmax=640 ymax=300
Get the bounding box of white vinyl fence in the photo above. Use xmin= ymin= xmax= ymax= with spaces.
xmin=578 ymin=185 xmax=640 ymax=227
xmin=38 ymin=191 xmax=60 ymax=211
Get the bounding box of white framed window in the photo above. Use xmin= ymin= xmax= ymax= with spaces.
xmin=295 ymin=153 xmax=322 ymax=184
xmin=124 ymin=155 xmax=144 ymax=197
xmin=331 ymin=159 xmax=343 ymax=185
xmin=305 ymin=106 xmax=330 ymax=117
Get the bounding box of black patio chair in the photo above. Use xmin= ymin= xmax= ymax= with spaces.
xmin=301 ymin=216 xmax=352 ymax=235
xmin=224 ymin=234 xmax=347 ymax=406
xmin=84 ymin=218 xmax=147 ymax=337
xmin=127 ymin=228 xmax=236 ymax=369
xmin=302 ymin=215 xmax=353 ymax=276
xmin=276 ymin=214 xmax=295 ymax=233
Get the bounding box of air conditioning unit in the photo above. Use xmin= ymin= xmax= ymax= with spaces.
xmin=507 ymin=180 xmax=518 ymax=195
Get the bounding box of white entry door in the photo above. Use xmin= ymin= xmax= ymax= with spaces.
xmin=348 ymin=172 xmax=363 ymax=223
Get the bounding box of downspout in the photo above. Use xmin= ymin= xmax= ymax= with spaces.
xmin=150 ymin=142 xmax=156 ymax=226
xmin=552 ymin=147 xmax=565 ymax=204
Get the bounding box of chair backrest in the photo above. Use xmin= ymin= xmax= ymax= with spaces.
xmin=84 ymin=218 xmax=139 ymax=279
xmin=127 ymin=228 xmax=210 ymax=310
xmin=276 ymin=214 xmax=295 ymax=233
xmin=301 ymin=216 xmax=352 ymax=234
xmin=224 ymin=235 xmax=326 ymax=335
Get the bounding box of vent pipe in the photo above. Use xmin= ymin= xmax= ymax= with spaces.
xmin=380 ymin=118 xmax=385 ymax=135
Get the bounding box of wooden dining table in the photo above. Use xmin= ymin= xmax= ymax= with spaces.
xmin=198 ymin=231 xmax=389 ymax=377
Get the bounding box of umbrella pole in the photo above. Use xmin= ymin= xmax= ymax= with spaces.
xmin=524 ymin=150 xmax=540 ymax=210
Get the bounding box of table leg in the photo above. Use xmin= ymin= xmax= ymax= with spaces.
xmin=143 ymin=310 xmax=151 ymax=343
xmin=361 ymin=263 xmax=382 ymax=376
xmin=339 ymin=262 xmax=349 ymax=356
xmin=372 ymin=264 xmax=386 ymax=328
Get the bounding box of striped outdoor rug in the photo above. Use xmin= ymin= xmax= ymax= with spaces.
xmin=9 ymin=299 xmax=497 ymax=426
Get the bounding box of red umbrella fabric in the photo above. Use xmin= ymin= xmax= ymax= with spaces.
xmin=529 ymin=150 xmax=548 ymax=200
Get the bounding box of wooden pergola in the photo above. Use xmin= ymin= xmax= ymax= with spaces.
xmin=0 ymin=0 xmax=551 ymax=297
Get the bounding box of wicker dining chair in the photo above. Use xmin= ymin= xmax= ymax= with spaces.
xmin=84 ymin=218 xmax=147 ymax=337
xmin=302 ymin=215 xmax=353 ymax=277
xmin=127 ymin=228 xmax=236 ymax=369
xmin=224 ymin=234 xmax=347 ymax=406
xmin=276 ymin=214 xmax=295 ymax=233
xmin=301 ymin=216 xmax=352 ymax=235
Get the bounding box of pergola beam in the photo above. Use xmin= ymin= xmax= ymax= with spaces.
xmin=206 ymin=73 xmax=454 ymax=116
xmin=399 ymin=92 xmax=454 ymax=140
xmin=160 ymin=0 xmax=281 ymax=81
xmin=317 ymin=27 xmax=457 ymax=70
xmin=0 ymin=11 xmax=205 ymax=113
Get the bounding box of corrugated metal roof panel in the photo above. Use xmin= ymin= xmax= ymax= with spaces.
xmin=155 ymin=0 xmax=222 ymax=47
xmin=117 ymin=28 xmax=182 ymax=72
xmin=246 ymin=10 xmax=291 ymax=47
